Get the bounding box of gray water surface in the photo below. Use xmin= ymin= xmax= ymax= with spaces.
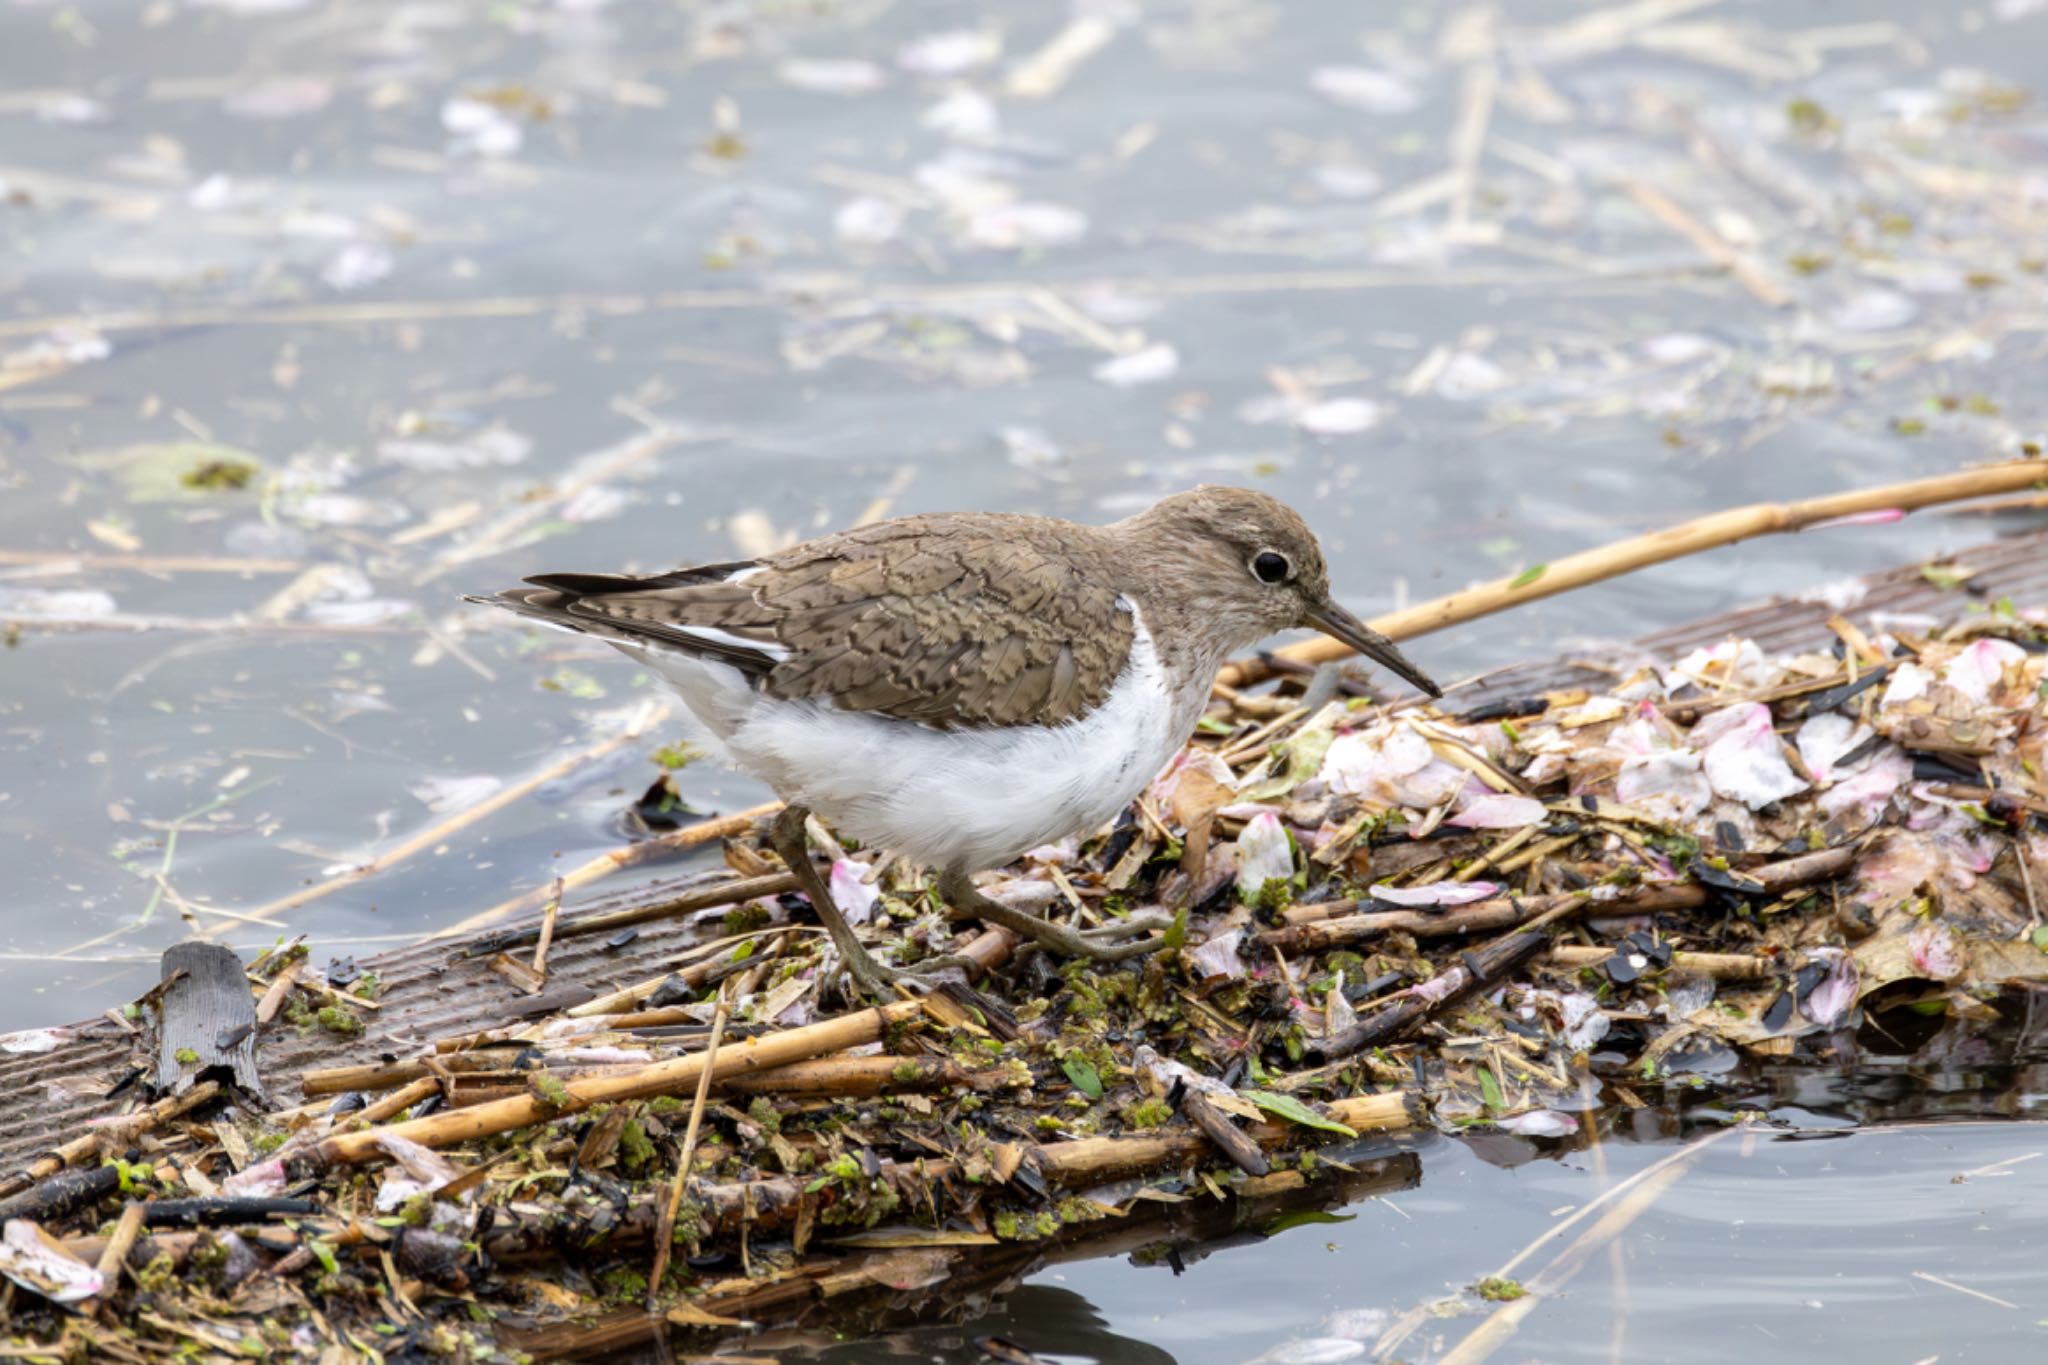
xmin=4 ymin=0 xmax=2048 ymax=1357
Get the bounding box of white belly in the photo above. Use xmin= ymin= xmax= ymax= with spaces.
xmin=628 ymin=612 xmax=1202 ymax=874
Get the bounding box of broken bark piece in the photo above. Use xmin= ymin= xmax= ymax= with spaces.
xmin=0 ymin=1165 xmax=123 ymax=1225
xmin=1308 ymin=930 xmax=1550 ymax=1061
xmin=1179 ymin=1089 xmax=1271 ymax=1177
xmin=154 ymin=944 xmax=264 ymax=1102
xmin=140 ymin=1196 xmax=317 ymax=1228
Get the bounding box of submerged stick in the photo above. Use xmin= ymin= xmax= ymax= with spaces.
xmin=1218 ymin=459 xmax=2048 ymax=688
xmin=314 ymin=1000 xmax=922 ymax=1165
xmin=1434 ymin=1124 xmax=1744 ymax=1365
xmin=1621 ymin=178 xmax=1788 ymax=308
xmin=235 ymin=709 xmax=670 ymax=928
xmin=436 ymin=802 xmax=781 ymax=938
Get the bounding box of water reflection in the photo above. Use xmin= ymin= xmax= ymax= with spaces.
xmin=795 ymin=1118 xmax=2048 ymax=1365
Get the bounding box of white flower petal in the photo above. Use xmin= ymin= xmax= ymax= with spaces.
xmin=1369 ymin=879 xmax=1499 ymax=907
xmin=828 ymin=859 xmax=882 ymax=926
xmin=1235 ymin=811 xmax=1296 ymax=898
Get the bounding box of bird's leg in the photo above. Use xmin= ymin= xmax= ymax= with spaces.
xmin=766 ymin=804 xmax=901 ymax=1001
xmin=937 ymin=870 xmax=1173 ymax=963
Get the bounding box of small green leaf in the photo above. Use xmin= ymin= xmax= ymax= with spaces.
xmin=1194 ymin=715 xmax=1234 ymax=736
xmin=1509 ymin=563 xmax=1546 ymax=589
xmin=729 ymin=939 xmax=755 ymax=963
xmin=2032 ymin=925 xmax=2048 ymax=953
xmin=1161 ymin=907 xmax=1189 ymax=953
xmin=309 ymin=1240 xmax=338 ymax=1275
xmin=1061 ymin=1057 xmax=1103 ymax=1099
xmin=1262 ymin=1209 xmax=1357 ymax=1236
xmin=1478 ymin=1065 xmax=1504 ymax=1112
xmin=1240 ymin=1089 xmax=1358 ymax=1137
xmin=652 ymin=742 xmax=700 ymax=770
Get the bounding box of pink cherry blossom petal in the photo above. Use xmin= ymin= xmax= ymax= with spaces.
xmin=1370 ymin=879 xmax=1500 ymax=907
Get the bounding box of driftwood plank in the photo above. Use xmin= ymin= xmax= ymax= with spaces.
xmin=154 ymin=943 xmax=264 ymax=1102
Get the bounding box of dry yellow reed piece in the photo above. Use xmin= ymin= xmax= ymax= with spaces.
xmin=314 ymin=1000 xmax=922 ymax=1165
xmin=1217 ymin=460 xmax=2048 ymax=689
xmin=649 ymin=989 xmax=731 ymax=1305
xmin=435 ymin=801 xmax=782 ymax=937
xmin=1544 ymin=946 xmax=1776 ymax=980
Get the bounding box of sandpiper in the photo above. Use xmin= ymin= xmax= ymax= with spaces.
xmin=474 ymin=486 xmax=1439 ymax=996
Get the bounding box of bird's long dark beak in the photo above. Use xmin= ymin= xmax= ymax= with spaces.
xmin=1303 ymin=600 xmax=1442 ymax=698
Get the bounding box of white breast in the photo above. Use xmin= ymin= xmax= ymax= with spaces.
xmin=628 ymin=605 xmax=1204 ymax=874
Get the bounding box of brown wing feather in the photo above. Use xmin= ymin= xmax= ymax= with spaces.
xmin=481 ymin=514 xmax=1137 ymax=730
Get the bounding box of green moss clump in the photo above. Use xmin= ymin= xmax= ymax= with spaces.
xmin=1253 ymin=879 xmax=1295 ymax=912
xmin=136 ymin=1253 xmax=178 ymax=1294
xmin=1475 ymin=1276 xmax=1527 ymax=1302
xmin=528 ymin=1071 xmax=572 ymax=1114
xmin=400 ymin=1193 xmax=433 ymax=1228
xmin=1121 ymin=1098 xmax=1172 ymax=1130
xmin=1785 ymin=98 xmax=1836 ymax=136
xmin=597 ymin=1266 xmax=649 ymax=1303
xmin=723 ymin=901 xmax=771 ymax=935
xmin=174 ymin=1047 xmax=199 ymax=1065
xmin=652 ymin=743 xmax=700 ymax=770
xmin=189 ymin=1234 xmax=230 ymax=1279
xmin=993 ymin=1209 xmax=1060 ymax=1240
xmin=746 ymin=1096 xmax=782 ymax=1135
xmin=315 ymin=1006 xmax=364 ymax=1036
xmin=891 ymin=1060 xmax=924 ymax=1084
xmin=618 ymin=1120 xmax=655 ymax=1174
xmin=1056 ymin=1197 xmax=1108 ymax=1226
xmin=181 ymin=458 xmax=258 ymax=492
xmin=283 ymin=993 xmax=318 ymax=1033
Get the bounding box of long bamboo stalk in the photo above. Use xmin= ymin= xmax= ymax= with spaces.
xmin=1544 ymin=946 xmax=1775 ymax=979
xmin=1218 ymin=459 xmax=2048 ymax=688
xmin=314 ymin=1001 xmax=921 ymax=1165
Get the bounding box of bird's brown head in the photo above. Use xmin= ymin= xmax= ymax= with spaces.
xmin=1116 ymin=485 xmax=1441 ymax=697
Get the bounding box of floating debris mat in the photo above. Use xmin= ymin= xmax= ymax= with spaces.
xmin=2 ymin=527 xmax=2047 ymax=1359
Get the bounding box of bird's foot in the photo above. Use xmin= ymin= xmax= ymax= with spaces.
xmin=829 ymin=935 xmax=907 ymax=1001
xmin=767 ymin=804 xmax=904 ymax=1004
xmin=938 ymin=872 xmax=1175 ymax=963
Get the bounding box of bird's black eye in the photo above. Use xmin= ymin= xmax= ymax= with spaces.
xmin=1251 ymin=551 xmax=1291 ymax=584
